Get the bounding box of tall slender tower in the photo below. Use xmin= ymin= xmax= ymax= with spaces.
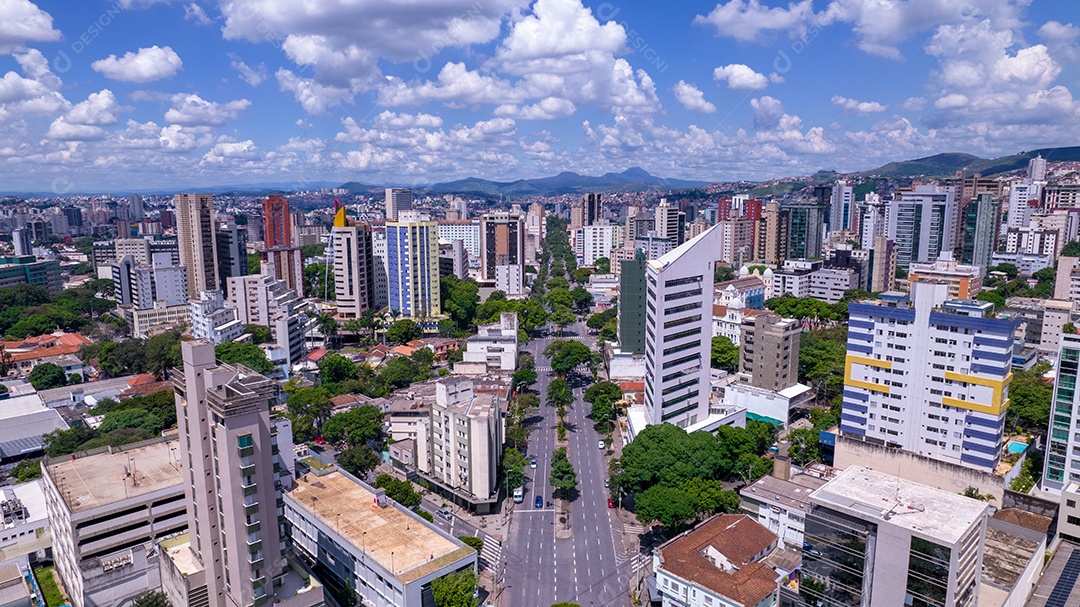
xmin=386 ymin=211 xmax=441 ymax=320
xmin=479 ymin=211 xmax=526 ymax=294
xmin=172 ymin=341 xmax=322 ymax=607
xmin=175 ymin=193 xmax=220 ymax=299
xmin=385 ymin=188 xmax=413 ymax=221
xmin=332 ymin=207 xmax=376 ymax=318
xmin=260 ymin=196 xmax=305 ymax=297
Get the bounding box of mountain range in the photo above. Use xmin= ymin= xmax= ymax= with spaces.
xmin=857 ymin=146 xmax=1080 ymax=179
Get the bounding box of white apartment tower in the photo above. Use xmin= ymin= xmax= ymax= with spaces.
xmin=841 ymin=282 xmax=1017 ymax=473
xmin=829 ymin=180 xmax=855 ymax=233
xmin=1043 ymin=333 xmax=1080 ymax=493
xmin=175 ymin=193 xmax=220 ymax=299
xmin=332 ymin=207 xmax=376 ymax=318
xmin=385 ymin=188 xmax=413 ymax=221
xmin=655 ymin=198 xmax=683 ymax=246
xmin=643 ymin=224 xmax=723 ymax=427
xmin=886 ymin=185 xmax=958 ymax=268
xmin=1007 ymin=180 xmax=1042 ymax=229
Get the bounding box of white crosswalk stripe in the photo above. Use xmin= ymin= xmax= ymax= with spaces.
xmin=628 ymin=552 xmax=650 ymax=574
xmin=479 ymin=535 xmax=502 ymax=572
xmin=622 ymin=523 xmax=645 ymax=535
xmin=536 ymin=366 xmax=552 ymax=372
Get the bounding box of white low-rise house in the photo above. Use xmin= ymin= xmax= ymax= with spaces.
xmin=739 ymin=473 xmax=828 ymax=549
xmin=0 ymin=480 xmax=49 ymax=550
xmin=454 ymin=312 xmax=519 ymax=374
xmin=711 ymin=299 xmax=769 ymax=344
xmin=285 ymin=470 xmax=477 ymax=607
xmin=654 ymin=514 xmax=781 ymax=607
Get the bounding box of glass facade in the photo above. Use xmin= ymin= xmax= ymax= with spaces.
xmin=800 ymin=507 xmax=876 ymax=607
xmin=905 ymin=536 xmax=950 ymax=607
xmin=1046 ymin=344 xmax=1079 ymax=485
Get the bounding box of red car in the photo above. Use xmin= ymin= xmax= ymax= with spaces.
xmin=608 ymin=498 xmax=616 ymax=508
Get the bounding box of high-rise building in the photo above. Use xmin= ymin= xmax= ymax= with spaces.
xmin=216 ymin=219 xmax=249 ymax=296
xmin=226 ymin=273 xmax=311 ymax=365
xmin=385 ymin=187 xmax=413 ymax=221
xmin=909 ymin=253 xmax=982 ymax=300
xmin=479 ymin=212 xmax=525 ymax=294
xmin=569 ymin=199 xmax=586 ymax=230
xmin=436 ymin=219 xmax=481 ymax=258
xmin=717 ymin=217 xmax=753 ymax=264
xmin=828 ymin=180 xmax=855 ymax=233
xmin=801 ymin=466 xmax=989 ymax=607
xmin=625 ymin=216 xmax=655 ymax=247
xmin=260 ymin=196 xmax=304 ymax=297
xmin=738 ymin=313 xmax=800 ymax=391
xmin=867 ymin=235 xmax=897 ymax=293
xmin=1029 ymin=154 xmax=1048 ymax=182
xmin=643 ymin=224 xmax=722 ymax=428
xmin=655 ymin=198 xmax=685 ymax=246
xmin=170 ymin=341 xmax=323 ymax=607
xmin=754 ymin=202 xmax=788 ymax=264
xmin=332 ymin=207 xmax=376 ymax=318
xmin=110 ymin=252 xmax=187 ymax=309
xmin=387 ymin=211 xmax=441 ymax=320
xmin=887 ymin=185 xmax=958 ymax=268
xmin=574 ymin=224 xmax=621 ymax=267
xmin=11 ymin=227 xmax=31 ymax=256
xmin=859 ymin=192 xmax=886 ymax=250
xmin=371 ymin=228 xmax=389 ymax=310
xmin=189 ymin=289 xmax=243 ymax=344
xmin=129 ymin=194 xmax=144 ymax=222
xmin=0 ymin=256 xmax=63 ymax=295
xmin=175 ymin=193 xmax=219 ymax=299
xmin=1043 ymin=332 xmax=1080 ymax=493
xmin=582 ymin=192 xmax=603 ymax=226
xmin=960 ymin=193 xmax=999 ymax=270
xmin=617 ymin=250 xmax=647 ymax=355
xmin=786 ymin=202 xmax=825 ymax=259
xmin=63 ymin=206 xmax=83 ymax=231
xmin=1007 ymin=180 xmax=1042 ymax=229
xmin=841 ymin=282 xmax=1017 ymax=472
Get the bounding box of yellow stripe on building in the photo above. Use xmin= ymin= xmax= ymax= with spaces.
xmin=844 ymin=355 xmax=892 ymax=394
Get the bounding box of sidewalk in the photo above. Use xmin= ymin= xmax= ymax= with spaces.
xmin=377 ymin=463 xmax=512 ymax=542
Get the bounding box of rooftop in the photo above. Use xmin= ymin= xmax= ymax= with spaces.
xmin=287 ymin=471 xmax=474 ymax=584
xmin=980 ymin=518 xmax=1041 ymax=592
xmin=657 ymin=514 xmax=779 ymax=607
xmin=740 ymin=474 xmax=828 ymax=513
xmin=1025 ymin=541 xmax=1080 ymax=607
xmin=44 ymin=438 xmax=184 ymax=513
xmin=809 ymin=466 xmax=988 ymax=545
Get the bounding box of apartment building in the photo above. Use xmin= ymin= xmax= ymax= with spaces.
xmin=909 ymin=253 xmax=982 ymax=300
xmin=387 ymin=212 xmax=441 ymax=321
xmin=332 ymin=207 xmax=377 ymax=318
xmin=841 ymin=282 xmax=1018 ymax=473
xmin=738 ymin=313 xmax=800 ymax=392
xmin=174 ymin=193 xmax=219 ymax=299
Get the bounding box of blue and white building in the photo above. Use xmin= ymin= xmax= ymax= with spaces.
xmin=387 ymin=211 xmax=441 ymax=322
xmin=840 ymin=281 xmax=1018 ymax=473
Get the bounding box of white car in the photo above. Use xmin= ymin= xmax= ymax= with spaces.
xmin=598 ymin=440 xmax=605 ymax=450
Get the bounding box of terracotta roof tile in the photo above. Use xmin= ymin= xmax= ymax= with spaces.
xmin=992 ymin=508 xmax=1052 ymax=534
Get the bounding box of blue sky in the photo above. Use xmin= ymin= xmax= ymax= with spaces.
xmin=0 ymin=0 xmax=1077 ymax=192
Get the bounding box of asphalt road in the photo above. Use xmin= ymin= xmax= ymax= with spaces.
xmin=500 ymin=319 xmax=632 ymax=607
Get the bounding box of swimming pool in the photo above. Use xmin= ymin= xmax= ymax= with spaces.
xmin=1006 ymin=440 xmax=1028 ymax=454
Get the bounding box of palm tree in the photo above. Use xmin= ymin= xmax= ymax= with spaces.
xmin=318 ymin=314 xmax=340 ymax=349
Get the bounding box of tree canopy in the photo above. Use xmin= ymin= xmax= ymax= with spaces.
xmin=27 ymin=362 xmax=68 ymax=390
xmin=321 ymin=406 xmax=383 ymax=448
xmin=431 ymin=569 xmax=477 ymax=607
xmin=215 ymin=342 xmax=275 ymax=375
xmin=710 ymin=336 xmax=739 ymax=372
xmin=387 ymin=319 xmax=423 ymax=344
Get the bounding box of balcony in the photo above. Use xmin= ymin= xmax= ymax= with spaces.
xmin=247 ymin=521 xmax=262 ymax=534
xmin=240 ymin=464 xmax=256 ymax=477
xmin=245 ymin=502 xmax=260 ymax=517
xmin=238 ymin=444 xmax=254 ymax=458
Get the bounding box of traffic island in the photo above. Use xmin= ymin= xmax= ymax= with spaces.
xmin=555 ymin=496 xmax=573 ymax=540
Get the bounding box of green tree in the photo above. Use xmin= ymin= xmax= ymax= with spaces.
xmin=287 ymin=387 xmax=334 ymax=432
xmin=544 ymin=287 xmax=574 ymax=310
xmin=215 ymin=342 xmax=275 ymax=375
xmin=551 ymin=603 xmax=582 ymax=607
xmin=546 ymin=276 xmax=570 ymax=291
xmin=571 ymin=268 xmax=593 ymax=284
xmin=1066 ymin=322 xmax=1078 ymax=335
xmin=441 ymin=276 xmax=480 ymax=331
xmin=549 ymin=306 xmax=576 ymax=334
xmin=387 ymin=319 xmax=423 ymax=344
xmin=570 ymin=286 xmax=593 ymax=312
xmin=546 ymin=378 xmax=573 ymax=409
xmin=431 ymin=569 xmax=477 ymax=607
xmin=788 ymin=428 xmax=821 ymax=465
xmin=977 ymin=290 xmax=1006 ymax=310
xmin=373 ymin=474 xmax=422 ymax=508
xmin=1008 ymin=362 xmax=1053 ymax=431
xmin=635 ymin=484 xmax=698 ymax=528
xmin=457 ymin=536 xmax=484 ymax=553
xmin=544 ymin=339 xmax=594 ymax=376
xmin=145 ymin=331 xmax=182 ymax=377
xmin=248 ymin=254 xmax=261 ymax=275
xmin=681 ymin=478 xmax=741 ymax=515
xmin=12 ymin=459 xmax=42 ymax=482
xmin=503 ymin=447 xmax=527 ymax=489
xmin=7 ymin=314 xmax=58 ymax=338
xmin=132 ymin=590 xmax=172 ymax=607
xmin=714 ymin=264 xmax=736 ymax=283
xmin=28 ymin=362 xmax=68 ymax=390
xmin=1063 ymin=241 xmax=1080 ymax=257
xmin=549 ymin=447 xmax=577 ymax=498
xmin=337 ymin=446 xmax=381 ymax=478
xmin=321 ymin=406 xmax=383 ymax=447
xmin=513 ymin=366 xmax=537 ymax=390
xmin=99 ymin=409 xmax=163 ymax=434
xmin=594 ymin=257 xmax=610 ymax=273
xmin=319 ymin=353 xmax=358 ymax=384
xmin=710 ymin=336 xmax=739 ymax=372
xmin=303 ymin=262 xmax=335 ymax=300
xmin=245 ymin=324 xmax=273 ymax=344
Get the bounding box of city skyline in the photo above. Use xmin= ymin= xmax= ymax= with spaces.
xmin=0 ymin=0 xmax=1075 ymax=192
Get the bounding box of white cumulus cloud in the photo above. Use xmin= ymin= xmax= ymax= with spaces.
xmin=0 ymin=0 xmax=61 ymax=53
xmin=713 ymin=64 xmax=769 ymax=91
xmin=673 ymin=81 xmax=716 ymax=114
xmin=831 ymin=95 xmax=887 ymax=114
xmin=165 ymin=93 xmax=250 ymax=126
xmin=91 ymin=46 xmax=183 ymax=82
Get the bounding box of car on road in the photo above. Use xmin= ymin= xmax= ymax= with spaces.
xmin=535 ymin=495 xmax=543 ymax=508
xmin=598 ymin=439 xmax=605 ymax=450
xmin=604 ymin=477 xmax=609 ymax=487
xmin=529 ymin=455 xmax=537 ymax=468
xmin=513 ymin=487 xmax=524 ymax=503
xmin=607 ymin=498 xmax=616 ymax=508
xmin=436 ymin=508 xmax=452 ymax=521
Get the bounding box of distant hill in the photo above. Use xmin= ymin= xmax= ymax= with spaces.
xmin=419 ymin=167 xmax=709 ymax=196
xmin=859 ymin=147 xmax=1080 ymax=179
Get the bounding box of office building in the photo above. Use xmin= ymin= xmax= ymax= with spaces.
xmin=436 ymin=219 xmax=481 ymax=258
xmin=655 ymin=198 xmax=685 ymax=246
xmin=480 ymin=212 xmax=525 ymax=294
xmin=217 ymin=219 xmax=249 ymax=295
xmin=569 ymin=199 xmax=586 ymax=230
xmin=575 ymin=224 xmax=621 ymax=267
xmin=175 ymin=193 xmax=220 ymax=299
xmin=261 ymin=196 xmax=304 ymax=297
xmin=625 ymin=215 xmax=655 ymax=248
xmin=867 ymin=235 xmax=897 ymax=293
xmin=643 ymin=224 xmax=722 ymax=428
xmin=841 ymin=282 xmax=1018 ymax=473
xmin=167 ymin=341 xmax=322 ymax=607
xmin=766 ymin=258 xmax=820 ymax=299
xmin=189 ymin=289 xmax=243 ymax=345
xmin=332 ymin=207 xmax=376 ymax=319
xmin=415 ymin=378 xmax=503 ymax=510
xmin=887 ymin=185 xmax=958 ymax=268
xmin=1029 ymin=154 xmax=1048 ymax=181
xmin=387 ymin=212 xmax=441 ymax=321
xmin=438 ymin=240 xmax=468 ymax=280
xmin=1045 ymin=184 xmax=1080 ymax=208
xmin=828 ymin=180 xmax=855 ymax=233
xmin=1007 ymin=180 xmax=1042 ymax=229
xmin=653 ymin=514 xmax=781 ymax=607
xmin=42 ymin=438 xmax=187 ymax=607
xmin=454 ymin=312 xmax=519 ymax=375
xmin=0 ymin=256 xmax=62 ymax=295
xmin=859 ymin=192 xmax=886 ymax=250
xmin=385 ymin=188 xmax=413 ymax=221
xmin=801 ymin=466 xmax=989 ymax=607
xmin=129 ymin=194 xmax=144 ymax=222
xmin=1005 ymin=222 xmax=1065 ymax=258
xmin=909 ymin=253 xmax=982 ymax=300
xmin=618 ymin=251 xmax=647 ymax=355
xmin=64 ymin=206 xmax=84 ymax=232
xmin=285 ymin=471 xmax=474 ymax=607
xmin=1042 ymin=333 xmax=1080 ymax=492
xmin=989 ymin=251 xmax=1051 ymax=277
xmin=371 ymin=228 xmax=389 ymax=310
xmin=582 ymin=192 xmax=603 ymax=226
xmin=754 ymin=203 xmax=788 ymax=264
xmin=119 ymin=300 xmax=191 ymax=337
xmin=635 ymin=231 xmax=675 ymax=260
xmin=786 ymin=202 xmax=825 ymax=260
xmin=960 ymin=193 xmax=998 ymax=270
xmin=739 ymin=471 xmax=829 ymax=549
xmin=10 ymin=228 xmax=31 ymax=257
